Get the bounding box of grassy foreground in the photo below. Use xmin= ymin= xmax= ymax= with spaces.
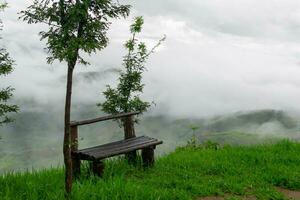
xmin=1 ymin=140 xmax=300 ymax=200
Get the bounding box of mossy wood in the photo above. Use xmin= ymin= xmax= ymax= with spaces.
xmin=70 ymin=112 xmax=162 ymax=178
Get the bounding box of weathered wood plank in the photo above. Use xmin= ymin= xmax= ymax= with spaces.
xmin=90 ymin=140 xmax=162 ymax=158
xmin=81 ymin=138 xmax=158 ymax=155
xmin=75 ymin=140 xmax=161 ymax=160
xmin=72 ymin=136 xmax=162 ymax=161
xmin=78 ymin=136 xmax=149 ymax=154
xmin=74 ymin=143 xmax=160 ymax=161
xmin=70 ymin=111 xmax=140 ymax=127
xmin=80 ymin=137 xmax=158 ymax=155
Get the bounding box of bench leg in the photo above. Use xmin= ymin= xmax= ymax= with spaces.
xmin=142 ymin=146 xmax=155 ymax=167
xmin=72 ymin=157 xmax=81 ymax=179
xmin=126 ymin=150 xmax=137 ymax=164
xmin=90 ymin=160 xmax=104 ymax=177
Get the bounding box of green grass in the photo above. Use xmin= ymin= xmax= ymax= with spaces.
xmin=1 ymin=140 xmax=300 ymax=200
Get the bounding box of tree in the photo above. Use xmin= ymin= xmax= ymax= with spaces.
xmin=20 ymin=0 xmax=130 ymax=194
xmin=0 ymin=2 xmax=18 ymax=127
xmin=98 ymin=16 xmax=165 ymax=142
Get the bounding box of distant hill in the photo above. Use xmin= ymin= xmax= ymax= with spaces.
xmin=207 ymin=109 xmax=296 ymax=130
xmin=0 ymin=104 xmax=299 ymax=173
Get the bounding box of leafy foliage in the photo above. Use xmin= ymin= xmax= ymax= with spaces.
xmin=20 ymin=0 xmax=130 ymax=65
xmin=99 ymin=16 xmax=165 ymax=118
xmin=0 ymin=3 xmax=18 ymax=125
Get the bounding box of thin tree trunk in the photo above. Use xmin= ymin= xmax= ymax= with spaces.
xmin=61 ymin=0 xmax=85 ymax=195
xmin=63 ymin=64 xmax=75 ymax=195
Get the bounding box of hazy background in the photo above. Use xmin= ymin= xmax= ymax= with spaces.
xmin=1 ymin=0 xmax=300 ymax=173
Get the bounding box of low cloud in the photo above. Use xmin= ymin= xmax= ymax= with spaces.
xmin=1 ymin=1 xmax=300 ymax=118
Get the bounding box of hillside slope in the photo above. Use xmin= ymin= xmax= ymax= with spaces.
xmin=1 ymin=141 xmax=300 ymax=200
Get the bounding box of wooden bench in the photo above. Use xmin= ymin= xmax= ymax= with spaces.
xmin=70 ymin=112 xmax=163 ymax=177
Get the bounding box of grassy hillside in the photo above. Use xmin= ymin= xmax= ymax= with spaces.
xmin=1 ymin=140 xmax=300 ymax=200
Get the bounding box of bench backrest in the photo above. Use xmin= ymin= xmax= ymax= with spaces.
xmin=70 ymin=111 xmax=140 ymax=127
xmin=70 ymin=111 xmax=140 ymax=152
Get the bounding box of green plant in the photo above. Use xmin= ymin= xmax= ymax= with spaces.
xmin=98 ymin=16 xmax=165 ymax=120
xmin=201 ymin=140 xmax=221 ymax=150
xmin=186 ymin=135 xmax=198 ymax=148
xmin=20 ymin=0 xmax=130 ymax=194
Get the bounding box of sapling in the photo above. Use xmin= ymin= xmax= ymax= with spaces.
xmin=99 ymin=16 xmax=165 ymax=132
xmin=21 ymin=0 xmax=130 ymax=194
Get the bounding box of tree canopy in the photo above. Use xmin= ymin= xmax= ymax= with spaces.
xmin=21 ymin=0 xmax=130 ymax=65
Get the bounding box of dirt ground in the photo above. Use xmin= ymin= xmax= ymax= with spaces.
xmin=199 ymin=196 xmax=256 ymax=200
xmin=276 ymin=187 xmax=300 ymax=200
xmin=198 ymin=187 xmax=300 ymax=200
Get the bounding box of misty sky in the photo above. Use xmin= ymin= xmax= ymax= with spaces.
xmin=2 ymin=0 xmax=300 ymax=118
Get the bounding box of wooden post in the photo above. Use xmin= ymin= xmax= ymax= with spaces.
xmin=142 ymin=146 xmax=155 ymax=167
xmin=123 ymin=115 xmax=137 ymax=163
xmin=123 ymin=115 xmax=136 ymax=139
xmin=71 ymin=125 xmax=80 ymax=179
xmin=90 ymin=160 xmax=104 ymax=177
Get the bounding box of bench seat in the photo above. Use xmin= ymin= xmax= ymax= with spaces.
xmin=72 ymin=136 xmax=163 ymax=161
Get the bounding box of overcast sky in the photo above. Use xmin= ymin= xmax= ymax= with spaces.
xmin=2 ymin=0 xmax=300 ymax=117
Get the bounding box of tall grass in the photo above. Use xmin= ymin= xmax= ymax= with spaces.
xmin=1 ymin=140 xmax=300 ymax=199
